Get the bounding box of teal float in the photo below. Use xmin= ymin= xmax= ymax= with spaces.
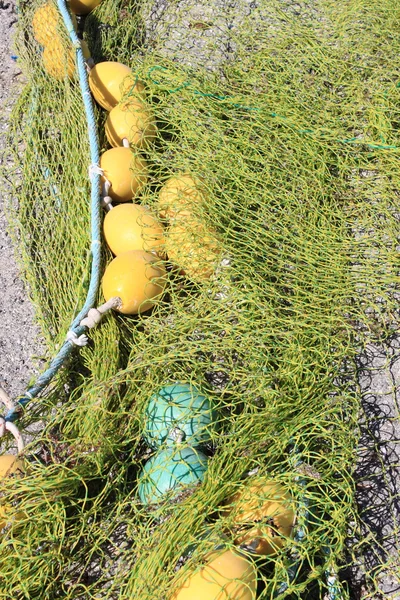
xmin=138 ymin=445 xmax=208 ymax=505
xmin=144 ymin=382 xmax=218 ymax=448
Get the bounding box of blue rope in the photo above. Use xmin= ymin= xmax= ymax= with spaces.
xmin=6 ymin=1 xmax=101 ymax=422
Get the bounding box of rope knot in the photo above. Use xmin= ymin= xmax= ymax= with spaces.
xmin=80 ymin=308 xmax=103 ymax=329
xmin=66 ymin=330 xmax=89 ymax=347
xmin=101 ymin=195 xmax=113 ymax=211
xmin=80 ymin=298 xmax=122 ymax=329
xmin=88 ymin=163 xmax=103 ymax=181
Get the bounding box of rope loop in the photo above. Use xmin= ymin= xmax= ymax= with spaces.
xmin=0 ymin=417 xmax=25 ymax=453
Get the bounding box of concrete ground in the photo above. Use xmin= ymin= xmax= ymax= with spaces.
xmin=0 ymin=1 xmax=44 ymax=403
xmin=0 ymin=1 xmax=399 ymax=598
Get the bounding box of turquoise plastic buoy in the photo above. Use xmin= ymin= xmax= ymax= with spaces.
xmin=138 ymin=446 xmax=208 ymax=505
xmin=144 ymin=383 xmax=218 ymax=448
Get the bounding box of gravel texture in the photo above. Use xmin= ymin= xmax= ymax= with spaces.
xmin=0 ymin=0 xmax=44 ymax=403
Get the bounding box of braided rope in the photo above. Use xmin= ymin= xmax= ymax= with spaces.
xmin=6 ymin=1 xmax=102 ymax=422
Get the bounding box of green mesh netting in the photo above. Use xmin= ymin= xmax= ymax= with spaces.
xmin=1 ymin=0 xmax=400 ymax=598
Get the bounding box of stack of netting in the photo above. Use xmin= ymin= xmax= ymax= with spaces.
xmin=1 ymin=0 xmax=400 ymax=597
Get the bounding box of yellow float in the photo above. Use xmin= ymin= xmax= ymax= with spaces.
xmin=68 ymin=0 xmax=101 ymax=15
xmin=102 ymin=250 xmax=166 ymax=315
xmin=0 ymin=409 xmax=26 ymax=534
xmin=42 ymin=38 xmax=76 ymax=81
xmin=158 ymin=174 xmax=205 ymax=221
xmin=105 ymin=100 xmax=157 ymax=149
xmin=223 ymin=479 xmax=295 ymax=556
xmin=165 ymin=220 xmax=221 ymax=282
xmin=100 ymin=147 xmax=148 ymax=203
xmin=103 ymin=204 xmax=165 ymax=256
xmin=89 ymin=62 xmax=145 ymax=111
xmin=33 ymin=2 xmax=77 ymax=46
xmin=0 ymin=455 xmax=25 ymax=532
xmin=170 ymin=549 xmax=257 ymax=600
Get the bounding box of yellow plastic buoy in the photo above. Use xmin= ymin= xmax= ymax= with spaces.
xmin=105 ymin=100 xmax=157 ymax=149
xmin=89 ymin=62 xmax=145 ymax=111
xmin=103 ymin=204 xmax=165 ymax=256
xmin=68 ymin=0 xmax=101 ymax=15
xmin=42 ymin=38 xmax=76 ymax=80
xmin=102 ymin=250 xmax=166 ymax=315
xmin=223 ymin=479 xmax=295 ymax=556
xmin=165 ymin=220 xmax=221 ymax=282
xmin=171 ymin=549 xmax=257 ymax=600
xmin=0 ymin=455 xmax=24 ymax=479
xmin=0 ymin=455 xmax=25 ymax=532
xmin=158 ymin=174 xmax=205 ymax=221
xmin=100 ymin=147 xmax=148 ymax=203
xmin=33 ymin=2 xmax=77 ymax=46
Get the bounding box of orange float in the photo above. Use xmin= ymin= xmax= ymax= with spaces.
xmin=42 ymin=38 xmax=76 ymax=80
xmin=223 ymin=479 xmax=295 ymax=556
xmin=33 ymin=2 xmax=77 ymax=46
xmin=165 ymin=220 xmax=221 ymax=282
xmin=103 ymin=204 xmax=164 ymax=256
xmin=171 ymin=549 xmax=257 ymax=600
xmin=158 ymin=174 xmax=205 ymax=221
xmin=0 ymin=455 xmax=25 ymax=533
xmin=102 ymin=250 xmax=166 ymax=315
xmin=89 ymin=62 xmax=145 ymax=111
xmin=100 ymin=147 xmax=148 ymax=203
xmin=68 ymin=0 xmax=101 ymax=15
xmin=105 ymin=100 xmax=157 ymax=149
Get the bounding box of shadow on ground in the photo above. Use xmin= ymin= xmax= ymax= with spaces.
xmin=344 ymin=339 xmax=400 ymax=599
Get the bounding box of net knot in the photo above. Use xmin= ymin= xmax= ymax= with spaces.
xmin=66 ymin=330 xmax=89 ymax=347
xmin=88 ymin=163 xmax=103 ymax=181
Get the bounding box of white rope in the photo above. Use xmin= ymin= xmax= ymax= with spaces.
xmin=0 ymin=417 xmax=24 ymax=453
xmin=80 ymin=297 xmax=122 ymax=329
xmin=66 ymin=330 xmax=89 ymax=347
xmin=102 ymin=179 xmax=111 ymax=195
xmin=101 ymin=180 xmax=113 ymax=211
xmin=66 ymin=298 xmax=121 ymax=345
xmin=101 ymin=196 xmax=113 ymax=211
xmin=88 ymin=163 xmax=103 ymax=181
xmin=169 ymin=427 xmax=185 ymax=443
xmin=0 ymin=387 xmax=15 ymax=411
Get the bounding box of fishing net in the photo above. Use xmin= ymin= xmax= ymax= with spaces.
xmin=1 ymin=0 xmax=400 ymax=597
